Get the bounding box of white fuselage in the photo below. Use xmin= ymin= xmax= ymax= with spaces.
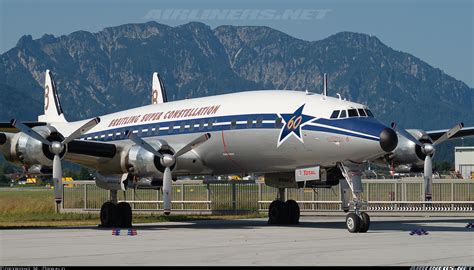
xmin=57 ymin=90 xmax=391 ymax=175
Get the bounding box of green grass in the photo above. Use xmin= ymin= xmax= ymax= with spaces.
xmin=0 ymin=188 xmax=265 ymax=228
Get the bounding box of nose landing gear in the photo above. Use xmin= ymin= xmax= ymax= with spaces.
xmin=338 ymin=162 xmax=371 ymax=233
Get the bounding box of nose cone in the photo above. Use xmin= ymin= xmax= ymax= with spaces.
xmin=379 ymin=128 xmax=398 ymax=152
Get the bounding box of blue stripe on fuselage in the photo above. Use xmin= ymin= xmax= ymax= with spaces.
xmin=80 ymin=113 xmax=385 ymax=142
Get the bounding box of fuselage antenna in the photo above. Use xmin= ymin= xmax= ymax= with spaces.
xmin=322 ymin=73 xmax=328 ymax=98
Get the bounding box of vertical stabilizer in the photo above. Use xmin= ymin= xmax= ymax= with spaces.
xmin=151 ymin=72 xmax=168 ymax=104
xmin=38 ymin=70 xmax=67 ymax=123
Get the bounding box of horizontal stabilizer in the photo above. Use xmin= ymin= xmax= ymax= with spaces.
xmin=0 ymin=122 xmax=47 ymax=133
xmin=427 ymin=126 xmax=474 ymax=141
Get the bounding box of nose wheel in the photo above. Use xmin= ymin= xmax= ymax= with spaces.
xmin=345 ymin=212 xmax=370 ymax=233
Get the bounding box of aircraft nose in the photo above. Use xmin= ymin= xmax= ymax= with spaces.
xmin=379 ymin=128 xmax=398 ymax=152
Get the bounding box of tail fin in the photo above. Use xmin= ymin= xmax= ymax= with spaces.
xmin=151 ymin=72 xmax=167 ymax=104
xmin=38 ymin=70 xmax=67 ymax=123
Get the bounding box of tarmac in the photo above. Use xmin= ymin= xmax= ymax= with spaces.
xmin=1 ymin=216 xmax=473 ymax=266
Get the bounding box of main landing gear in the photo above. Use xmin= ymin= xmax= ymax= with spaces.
xmin=268 ymin=188 xmax=300 ymax=225
xmin=99 ymin=190 xmax=133 ymax=228
xmin=338 ymin=162 xmax=371 ymax=233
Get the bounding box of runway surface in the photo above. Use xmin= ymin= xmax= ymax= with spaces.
xmin=1 ymin=216 xmax=473 ymax=266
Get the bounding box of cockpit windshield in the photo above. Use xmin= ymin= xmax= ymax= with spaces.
xmin=329 ymin=108 xmax=374 ymax=119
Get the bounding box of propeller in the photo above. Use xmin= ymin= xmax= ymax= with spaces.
xmin=127 ymin=131 xmax=211 ymax=215
xmin=391 ymin=122 xmax=464 ymax=201
xmin=11 ymin=118 xmax=100 ymax=204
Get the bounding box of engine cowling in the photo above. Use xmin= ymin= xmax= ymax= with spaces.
xmin=120 ymin=140 xmax=175 ymax=179
xmin=386 ymin=129 xmax=433 ymax=172
xmin=5 ymin=126 xmax=66 ymax=167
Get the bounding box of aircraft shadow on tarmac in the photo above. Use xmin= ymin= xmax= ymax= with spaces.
xmin=5 ymin=217 xmax=472 ymax=233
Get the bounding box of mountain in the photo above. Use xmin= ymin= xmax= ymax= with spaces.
xmin=0 ymin=21 xmax=472 ymax=162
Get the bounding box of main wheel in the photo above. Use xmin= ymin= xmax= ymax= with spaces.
xmin=358 ymin=212 xmax=370 ymax=233
xmin=345 ymin=213 xmax=361 ymax=233
xmin=100 ymin=201 xmax=118 ymax=228
xmin=117 ymin=202 xmax=132 ymax=228
xmin=268 ymin=200 xmax=288 ymax=225
xmin=285 ymin=200 xmax=300 ymax=225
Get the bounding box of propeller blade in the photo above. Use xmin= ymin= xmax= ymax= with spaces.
xmin=62 ymin=117 xmax=101 ymax=144
xmin=423 ymin=155 xmax=433 ymax=201
xmin=11 ymin=119 xmax=52 ymax=145
xmin=126 ymin=131 xmax=164 ymax=158
xmin=391 ymin=122 xmax=422 ymax=147
xmin=433 ymin=122 xmax=464 ymax=146
xmin=52 ymin=154 xmax=63 ymax=204
xmin=162 ymin=166 xmax=172 ymax=215
xmin=174 ymin=133 xmax=211 ymax=158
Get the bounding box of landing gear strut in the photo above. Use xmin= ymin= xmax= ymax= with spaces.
xmin=268 ymin=188 xmax=300 ymax=225
xmin=338 ymin=162 xmax=371 ymax=233
xmin=99 ymin=190 xmax=133 ymax=228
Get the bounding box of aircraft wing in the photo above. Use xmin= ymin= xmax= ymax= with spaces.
xmin=0 ymin=122 xmax=47 ymax=133
xmin=426 ymin=126 xmax=474 ymax=141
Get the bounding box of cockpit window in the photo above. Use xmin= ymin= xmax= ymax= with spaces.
xmin=330 ymin=110 xmax=340 ymax=119
xmin=348 ymin=109 xmax=358 ymax=117
xmin=339 ymin=110 xmax=347 ymax=118
xmin=358 ymin=108 xmax=367 ymax=117
xmin=366 ymin=109 xmax=374 ymax=117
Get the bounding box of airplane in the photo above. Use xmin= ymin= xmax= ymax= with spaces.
xmin=0 ymin=70 xmax=471 ymax=233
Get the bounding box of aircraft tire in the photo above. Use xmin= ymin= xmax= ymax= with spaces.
xmin=285 ymin=200 xmax=300 ymax=225
xmin=268 ymin=200 xmax=288 ymax=225
xmin=346 ymin=213 xmax=361 ymax=233
xmin=358 ymin=212 xmax=370 ymax=233
xmin=100 ymin=201 xmax=118 ymax=228
xmin=117 ymin=202 xmax=133 ymax=228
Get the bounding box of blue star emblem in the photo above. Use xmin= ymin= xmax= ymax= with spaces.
xmin=277 ymin=104 xmax=315 ymax=147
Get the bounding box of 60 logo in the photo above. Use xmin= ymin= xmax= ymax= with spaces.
xmin=286 ymin=116 xmax=303 ymax=130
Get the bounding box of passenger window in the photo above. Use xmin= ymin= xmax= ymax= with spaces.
xmin=348 ymin=109 xmax=358 ymax=117
xmin=168 ymin=124 xmax=174 ymax=134
xmin=207 ymin=119 xmax=214 ymax=130
xmin=275 ymin=118 xmax=283 ymax=128
xmin=256 ymin=117 xmax=263 ymax=128
xmin=180 ymin=123 xmax=185 ymax=132
xmin=247 ymin=118 xmax=253 ymax=128
xmin=330 ymin=110 xmax=340 ymax=119
xmin=199 ymin=120 xmax=205 ymax=130
xmin=189 ymin=120 xmax=195 ymax=131
xmin=358 ymin=109 xmax=367 ymax=117
xmin=230 ymin=120 xmax=237 ymax=129
xmin=339 ymin=110 xmax=347 ymax=118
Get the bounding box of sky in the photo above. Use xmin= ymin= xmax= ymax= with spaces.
xmin=0 ymin=0 xmax=472 ymax=87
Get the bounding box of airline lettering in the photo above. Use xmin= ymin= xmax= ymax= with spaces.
xmin=108 ymin=105 xmax=221 ymax=127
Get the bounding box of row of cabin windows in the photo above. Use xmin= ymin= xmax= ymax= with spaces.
xmin=90 ymin=117 xmax=285 ymax=141
xmin=330 ymin=108 xmax=374 ymax=119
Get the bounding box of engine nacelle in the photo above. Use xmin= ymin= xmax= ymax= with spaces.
xmin=120 ymin=140 xmax=175 ymax=179
xmin=265 ymin=167 xmax=342 ymax=189
xmin=94 ymin=173 xmax=163 ymax=190
xmin=387 ymin=129 xmax=433 ymax=171
xmin=5 ymin=126 xmax=65 ymax=167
